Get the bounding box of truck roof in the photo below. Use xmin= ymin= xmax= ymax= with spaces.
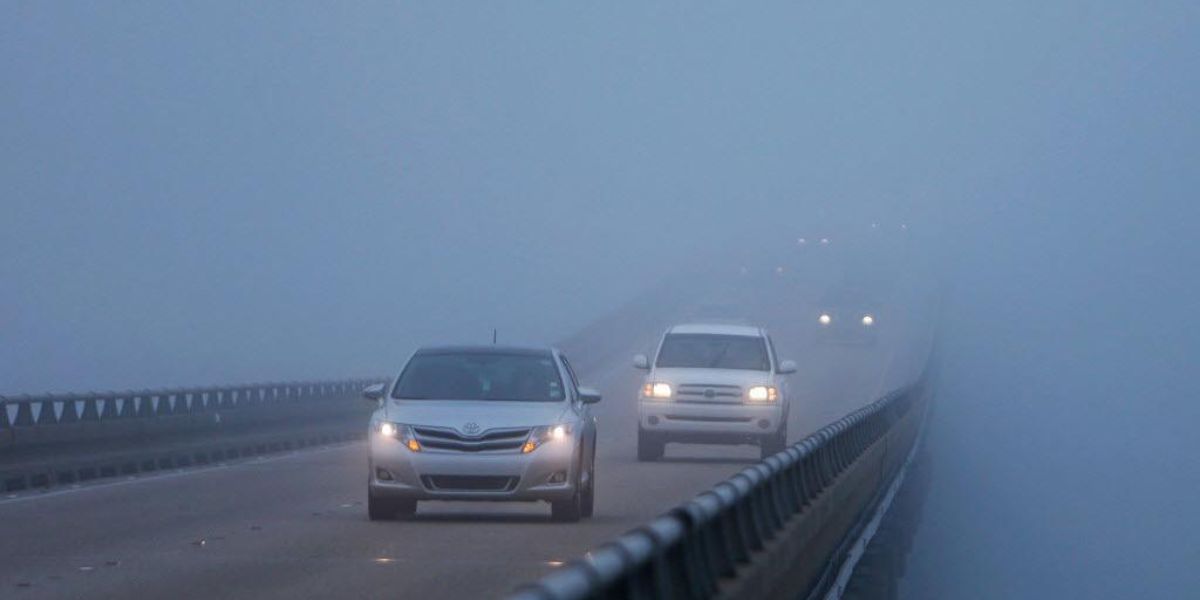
xmin=667 ymin=323 xmax=764 ymax=337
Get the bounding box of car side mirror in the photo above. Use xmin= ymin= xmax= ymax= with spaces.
xmin=777 ymin=360 xmax=798 ymax=375
xmin=632 ymin=354 xmax=650 ymax=370
xmin=578 ymin=387 xmax=602 ymax=404
xmin=362 ymin=383 xmax=385 ymax=402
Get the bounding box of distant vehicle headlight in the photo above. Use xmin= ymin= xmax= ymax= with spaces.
xmin=375 ymin=421 xmax=421 ymax=452
xmin=862 ymin=315 xmax=875 ymax=326
xmin=818 ymin=314 xmax=832 ymax=326
xmin=642 ymin=382 xmax=673 ymax=399
xmin=523 ymin=423 xmax=575 ymax=453
xmin=747 ymin=386 xmax=778 ymax=402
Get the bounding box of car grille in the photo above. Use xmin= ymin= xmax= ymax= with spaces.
xmin=421 ymin=475 xmax=519 ymax=492
xmin=675 ymin=384 xmax=744 ymax=404
xmin=412 ymin=426 xmax=531 ymax=452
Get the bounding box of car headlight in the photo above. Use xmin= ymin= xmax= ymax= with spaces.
xmin=375 ymin=421 xmax=421 ymax=452
xmin=747 ymin=386 xmax=778 ymax=402
xmin=818 ymin=314 xmax=832 ymax=326
xmin=861 ymin=314 xmax=875 ymax=326
xmin=523 ymin=423 xmax=575 ymax=454
xmin=642 ymin=382 xmax=673 ymax=399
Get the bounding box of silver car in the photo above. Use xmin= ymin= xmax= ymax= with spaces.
xmin=362 ymin=346 xmax=600 ymax=522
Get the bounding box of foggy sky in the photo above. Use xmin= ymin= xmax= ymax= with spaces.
xmin=4 ymin=2 xmax=1044 ymax=393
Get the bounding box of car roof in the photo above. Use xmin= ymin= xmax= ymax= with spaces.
xmin=667 ymin=323 xmax=764 ymax=337
xmin=414 ymin=345 xmax=555 ymax=357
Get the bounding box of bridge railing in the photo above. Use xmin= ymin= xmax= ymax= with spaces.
xmin=0 ymin=378 xmax=384 ymax=447
xmin=510 ymin=373 xmax=931 ymax=600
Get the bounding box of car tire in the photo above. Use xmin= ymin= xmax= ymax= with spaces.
xmin=368 ymin=492 xmax=396 ymax=521
xmin=394 ymin=498 xmax=418 ymax=519
xmin=580 ymin=454 xmax=596 ymax=518
xmin=551 ymin=489 xmax=582 ymax=523
xmin=637 ymin=430 xmax=664 ymax=462
xmin=760 ymin=426 xmax=787 ymax=459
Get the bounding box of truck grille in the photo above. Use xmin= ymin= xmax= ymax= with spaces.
xmin=675 ymin=384 xmax=744 ymax=404
xmin=421 ymin=475 xmax=519 ymax=492
xmin=412 ymin=426 xmax=531 ymax=452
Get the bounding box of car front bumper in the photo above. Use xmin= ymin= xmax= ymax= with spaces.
xmin=367 ymin=434 xmax=579 ymax=502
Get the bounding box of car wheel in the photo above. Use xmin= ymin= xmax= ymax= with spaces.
xmin=394 ymin=498 xmax=417 ymax=519
xmin=580 ymin=454 xmax=596 ymax=518
xmin=637 ymin=429 xmax=664 ymax=462
xmin=551 ymin=488 xmax=582 ymax=522
xmin=368 ymin=491 xmax=397 ymax=521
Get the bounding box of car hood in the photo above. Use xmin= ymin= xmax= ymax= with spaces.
xmin=648 ymin=368 xmax=774 ymax=387
xmin=385 ymin=399 xmax=570 ymax=431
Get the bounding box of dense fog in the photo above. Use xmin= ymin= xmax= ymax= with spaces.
xmin=3 ymin=3 xmax=1197 ymax=596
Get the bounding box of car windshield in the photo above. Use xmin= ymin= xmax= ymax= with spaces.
xmin=392 ymin=352 xmax=565 ymax=401
xmin=655 ymin=334 xmax=770 ymax=371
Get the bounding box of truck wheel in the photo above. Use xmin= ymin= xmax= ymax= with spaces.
xmin=760 ymin=426 xmax=787 ymax=459
xmin=637 ymin=430 xmax=664 ymax=462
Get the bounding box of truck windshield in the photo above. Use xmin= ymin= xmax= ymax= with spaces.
xmin=392 ymin=352 xmax=565 ymax=401
xmin=655 ymin=334 xmax=770 ymax=371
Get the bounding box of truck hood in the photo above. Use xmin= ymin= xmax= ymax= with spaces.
xmin=647 ymin=368 xmax=775 ymax=387
xmin=385 ymin=399 xmax=570 ymax=431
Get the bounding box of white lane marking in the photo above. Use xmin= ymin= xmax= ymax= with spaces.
xmin=0 ymin=442 xmax=360 ymax=506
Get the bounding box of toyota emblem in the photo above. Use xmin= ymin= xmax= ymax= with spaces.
xmin=462 ymin=422 xmax=481 ymax=435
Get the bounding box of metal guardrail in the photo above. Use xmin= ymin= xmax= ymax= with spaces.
xmin=0 ymin=379 xmax=382 ymax=430
xmin=0 ymin=378 xmax=385 ymax=492
xmin=510 ymin=378 xmax=929 ymax=600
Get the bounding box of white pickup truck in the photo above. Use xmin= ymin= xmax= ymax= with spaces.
xmin=634 ymin=323 xmax=796 ymax=461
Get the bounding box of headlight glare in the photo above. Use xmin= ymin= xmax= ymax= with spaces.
xmin=524 ymin=423 xmax=575 ymax=453
xmin=375 ymin=421 xmax=420 ymax=451
xmin=818 ymin=314 xmax=832 ymax=326
xmin=747 ymin=386 xmax=778 ymax=402
xmin=642 ymin=382 xmax=673 ymax=399
xmin=862 ymin=315 xmax=875 ymax=326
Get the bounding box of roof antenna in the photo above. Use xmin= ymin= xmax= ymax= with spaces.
xmin=492 ymin=328 xmax=498 ymax=345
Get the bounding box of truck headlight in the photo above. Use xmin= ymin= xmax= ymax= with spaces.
xmin=523 ymin=424 xmax=575 ymax=453
xmin=375 ymin=421 xmax=421 ymax=452
xmin=642 ymin=382 xmax=673 ymax=399
xmin=818 ymin=314 xmax=832 ymax=326
xmin=747 ymin=386 xmax=778 ymax=402
xmin=861 ymin=315 xmax=875 ymax=326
